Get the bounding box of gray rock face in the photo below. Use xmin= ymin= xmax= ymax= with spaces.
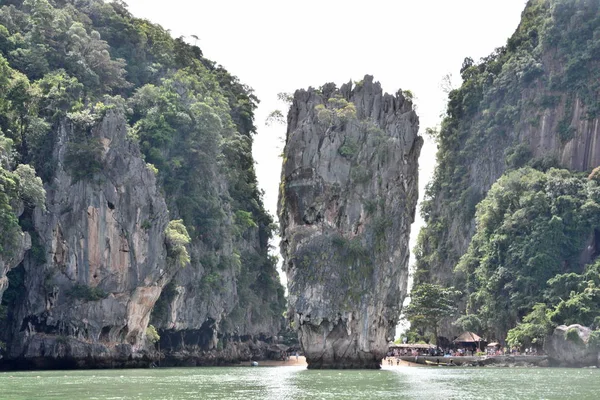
xmin=0 ymin=151 xmax=31 ymax=304
xmin=545 ymin=324 xmax=599 ymax=367
xmin=146 ymin=141 xmax=283 ymax=363
xmin=416 ymin=2 xmax=600 ymax=339
xmin=424 ymin=90 xmax=600 ymax=286
xmin=279 ymin=75 xmax=422 ymax=368
xmin=0 ymin=233 xmax=30 ymax=303
xmin=5 ymin=111 xmax=170 ymax=366
xmin=0 ymin=107 xmax=285 ymax=369
xmin=152 ymin=229 xmax=284 ymax=362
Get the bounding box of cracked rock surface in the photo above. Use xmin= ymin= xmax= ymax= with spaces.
xmin=279 ymin=75 xmax=422 ymax=369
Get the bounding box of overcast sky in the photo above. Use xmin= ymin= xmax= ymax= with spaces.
xmin=122 ymin=0 xmax=528 ymax=285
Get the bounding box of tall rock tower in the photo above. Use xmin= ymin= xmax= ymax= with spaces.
xmin=279 ymin=75 xmax=422 ymax=368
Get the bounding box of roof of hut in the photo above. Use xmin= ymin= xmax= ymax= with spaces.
xmin=453 ymin=332 xmax=484 ymax=343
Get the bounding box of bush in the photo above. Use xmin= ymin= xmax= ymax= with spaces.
xmin=64 ymin=137 xmax=104 ymax=183
xmin=67 ymin=284 xmax=108 ymax=301
xmin=565 ymin=327 xmax=582 ymax=344
xmin=14 ymin=164 xmax=46 ymax=209
xmin=505 ymin=143 xmax=532 ymax=170
xmin=234 ymin=210 xmax=257 ymax=235
xmin=165 ymin=219 xmax=191 ymax=267
xmin=338 ymin=139 xmax=358 ymax=158
xmin=350 ymin=165 xmax=371 ymax=184
xmin=587 ymin=330 xmax=600 ymax=349
xmin=0 ymin=170 xmax=21 ymax=257
xmin=145 ymin=324 xmax=160 ymax=344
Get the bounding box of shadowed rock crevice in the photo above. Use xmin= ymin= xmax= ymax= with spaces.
xmin=279 ymin=75 xmax=422 ymax=369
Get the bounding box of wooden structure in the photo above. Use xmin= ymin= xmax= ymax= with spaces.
xmin=453 ymin=331 xmax=486 ymax=351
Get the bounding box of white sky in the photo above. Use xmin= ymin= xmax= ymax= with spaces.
xmin=122 ymin=0 xmax=528 ymax=288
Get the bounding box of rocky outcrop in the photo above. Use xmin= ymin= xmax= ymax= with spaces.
xmin=152 ymin=231 xmax=285 ymax=365
xmin=0 ymin=0 xmax=287 ymax=370
xmin=545 ymin=324 xmax=599 ymax=367
xmin=279 ymin=75 xmax=422 ymax=368
xmin=0 ymin=108 xmax=286 ymax=369
xmin=157 ymin=339 xmax=279 ymax=367
xmin=0 ymin=153 xmax=32 ymax=303
xmin=2 ymin=110 xmax=170 ymax=366
xmin=146 ymin=134 xmax=285 ymax=365
xmin=0 ymin=232 xmax=30 ymax=303
xmin=415 ymin=0 xmax=600 ymax=338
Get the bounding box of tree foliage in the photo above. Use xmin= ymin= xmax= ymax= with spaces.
xmin=0 ymin=0 xmax=285 ymax=331
xmin=145 ymin=324 xmax=160 ymax=344
xmin=14 ymin=163 xmax=45 ymax=209
xmin=404 ymin=283 xmax=461 ymax=342
xmin=457 ymin=167 xmax=600 ymax=339
xmin=165 ymin=219 xmax=191 ymax=268
xmin=0 ymin=130 xmax=45 ymax=257
xmin=506 ymin=303 xmax=552 ymax=348
xmin=415 ymin=1 xmax=600 ymax=336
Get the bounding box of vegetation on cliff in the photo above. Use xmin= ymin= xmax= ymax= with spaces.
xmin=412 ymin=0 xmax=600 ymax=342
xmin=0 ymin=0 xmax=284 ymax=351
xmin=458 ymin=167 xmax=600 ymax=339
xmin=403 ymin=284 xmax=460 ymax=343
xmin=280 ymin=77 xmax=421 ymax=368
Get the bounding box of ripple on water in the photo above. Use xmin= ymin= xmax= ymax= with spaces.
xmin=0 ymin=366 xmax=599 ymax=400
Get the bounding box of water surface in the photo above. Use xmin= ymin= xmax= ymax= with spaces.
xmin=1 ymin=366 xmax=598 ymax=399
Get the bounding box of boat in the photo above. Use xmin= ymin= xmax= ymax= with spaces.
xmin=425 ymin=360 xmax=456 ymax=366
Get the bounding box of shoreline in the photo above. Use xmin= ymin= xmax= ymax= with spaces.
xmin=243 ymin=357 xmax=422 ymax=368
xmin=382 ymin=357 xmax=423 ymax=367
xmin=243 ymin=357 xmax=424 ymax=368
xmin=4 ymin=354 xmax=596 ymax=371
xmin=243 ymin=356 xmax=308 ymax=367
xmin=396 ymin=355 xmax=551 ymax=367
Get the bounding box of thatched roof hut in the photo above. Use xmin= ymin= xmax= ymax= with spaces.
xmin=453 ymin=331 xmax=486 ymax=350
xmin=453 ymin=332 xmax=483 ymax=343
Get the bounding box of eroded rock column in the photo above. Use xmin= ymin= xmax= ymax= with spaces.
xmin=279 ymin=75 xmax=422 ymax=368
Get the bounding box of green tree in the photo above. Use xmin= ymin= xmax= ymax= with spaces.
xmin=404 ymin=283 xmax=461 ymax=343
xmin=14 ymin=163 xmax=45 ymax=209
xmin=506 ymin=303 xmax=552 ymax=349
xmin=145 ymin=324 xmax=160 ymax=344
xmin=456 ymin=167 xmax=600 ymax=339
xmin=65 ymin=21 xmax=129 ymax=92
xmin=165 ymin=219 xmax=191 ymax=268
xmin=0 ymin=166 xmax=20 ymax=256
xmin=34 ymin=70 xmax=83 ymax=118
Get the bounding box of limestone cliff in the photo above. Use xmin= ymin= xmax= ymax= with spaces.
xmin=279 ymin=76 xmax=422 ymax=368
xmin=415 ymin=0 xmax=600 ymax=337
xmin=0 ymin=143 xmax=32 ymax=304
xmin=2 ymin=110 xmax=170 ymax=368
xmin=0 ymin=233 xmax=30 ymax=305
xmin=0 ymin=0 xmax=286 ymax=369
xmin=1 ymin=109 xmax=283 ymax=369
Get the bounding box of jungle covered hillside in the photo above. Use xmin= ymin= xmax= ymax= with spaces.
xmin=412 ymin=0 xmax=600 ymax=346
xmin=0 ymin=0 xmax=285 ymax=367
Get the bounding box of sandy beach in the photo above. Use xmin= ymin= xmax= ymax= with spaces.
xmin=241 ymin=357 xmax=422 ymax=368
xmin=382 ymin=357 xmax=423 ymax=367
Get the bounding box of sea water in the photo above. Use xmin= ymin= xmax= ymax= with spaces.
xmin=0 ymin=365 xmax=598 ymax=399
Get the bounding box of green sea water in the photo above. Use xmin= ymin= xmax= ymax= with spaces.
xmin=0 ymin=366 xmax=599 ymax=400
